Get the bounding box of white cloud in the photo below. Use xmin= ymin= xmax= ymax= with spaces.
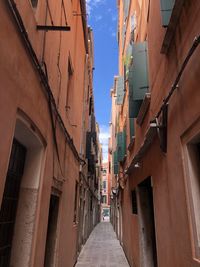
xmin=86 ymin=0 xmax=105 ymax=15
xmin=99 ymin=125 xmax=110 ymax=163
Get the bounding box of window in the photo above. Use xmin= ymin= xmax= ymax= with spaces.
xmin=102 ymin=195 xmax=107 ymax=204
xmin=103 ymin=169 xmax=107 ymax=174
xmin=131 ymin=190 xmax=138 ymax=214
xmin=66 ymin=58 xmax=73 ymax=110
xmin=103 ymin=181 xmax=106 ymax=189
xmin=30 ymin=0 xmax=38 ymax=8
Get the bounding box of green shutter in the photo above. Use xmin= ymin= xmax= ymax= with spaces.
xmin=129 ymin=118 xmax=135 ymax=139
xmin=125 ymin=44 xmax=133 ymax=80
xmin=129 ymin=99 xmax=143 ymax=118
xmin=113 ymin=151 xmax=119 ymax=174
xmin=116 ymin=76 xmax=125 ymax=105
xmin=123 ymin=0 xmax=130 ymax=19
xmin=117 ymin=130 xmax=126 ymax=162
xmin=128 ymin=41 xmax=149 ymax=118
xmin=160 ymin=0 xmax=175 ymax=27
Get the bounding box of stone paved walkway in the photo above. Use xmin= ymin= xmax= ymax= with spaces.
xmin=75 ymin=222 xmax=130 ymax=267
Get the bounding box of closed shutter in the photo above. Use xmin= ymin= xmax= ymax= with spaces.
xmin=122 ymin=0 xmax=130 ymax=48
xmin=123 ymin=0 xmax=130 ymax=19
xmin=116 ymin=76 xmax=125 ymax=105
xmin=160 ymin=0 xmax=175 ymax=27
xmin=125 ymin=44 xmax=133 ymax=80
xmin=113 ymin=151 xmax=119 ymax=174
xmin=128 ymin=41 xmax=149 ymax=118
xmin=117 ymin=130 xmax=126 ymax=162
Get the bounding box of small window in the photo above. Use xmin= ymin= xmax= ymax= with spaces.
xmin=102 ymin=195 xmax=107 ymax=204
xmin=131 ymin=190 xmax=138 ymax=214
xmin=103 ymin=169 xmax=107 ymax=174
xmin=103 ymin=181 xmax=106 ymax=189
xmin=31 ymin=0 xmax=38 ymax=8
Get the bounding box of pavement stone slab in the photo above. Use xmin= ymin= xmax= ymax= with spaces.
xmin=75 ymin=222 xmax=130 ymax=267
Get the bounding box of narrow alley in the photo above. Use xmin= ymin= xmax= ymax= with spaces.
xmin=0 ymin=0 xmax=200 ymax=266
xmin=75 ymin=222 xmax=129 ymax=267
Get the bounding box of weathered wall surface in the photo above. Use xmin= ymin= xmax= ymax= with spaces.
xmin=111 ymin=0 xmax=200 ymax=266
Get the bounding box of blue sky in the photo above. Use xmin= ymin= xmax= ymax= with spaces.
xmin=86 ymin=0 xmax=118 ymax=161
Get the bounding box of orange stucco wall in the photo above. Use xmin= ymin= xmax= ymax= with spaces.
xmin=0 ymin=0 xmax=92 ymax=266
xmin=113 ymin=0 xmax=200 ymax=266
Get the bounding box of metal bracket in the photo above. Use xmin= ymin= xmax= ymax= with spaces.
xmin=36 ymin=25 xmax=70 ymax=31
xmin=150 ymin=104 xmax=168 ymax=153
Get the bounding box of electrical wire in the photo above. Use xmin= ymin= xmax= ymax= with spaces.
xmin=7 ymin=0 xmax=85 ymax=165
xmin=155 ymin=35 xmax=200 ymax=119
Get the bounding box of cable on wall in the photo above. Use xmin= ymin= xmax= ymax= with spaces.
xmin=7 ymin=0 xmax=85 ymax=166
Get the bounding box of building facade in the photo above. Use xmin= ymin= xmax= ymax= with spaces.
xmin=110 ymin=0 xmax=200 ymax=266
xmin=101 ymin=162 xmax=111 ymax=221
xmin=0 ymin=0 xmax=100 ymax=266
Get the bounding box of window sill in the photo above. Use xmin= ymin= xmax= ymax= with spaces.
xmin=161 ymin=0 xmax=185 ymax=54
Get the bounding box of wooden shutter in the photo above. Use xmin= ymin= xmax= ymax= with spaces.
xmin=128 ymin=42 xmax=149 ymax=118
xmin=117 ymin=130 xmax=126 ymax=162
xmin=113 ymin=151 xmax=119 ymax=174
xmin=123 ymin=0 xmax=130 ymax=19
xmin=160 ymin=0 xmax=175 ymax=27
xmin=116 ymin=76 xmax=125 ymax=105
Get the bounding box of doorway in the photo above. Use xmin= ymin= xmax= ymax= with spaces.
xmin=0 ymin=139 xmax=26 ymax=266
xmin=138 ymin=177 xmax=157 ymax=267
xmin=44 ymin=194 xmax=60 ymax=267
